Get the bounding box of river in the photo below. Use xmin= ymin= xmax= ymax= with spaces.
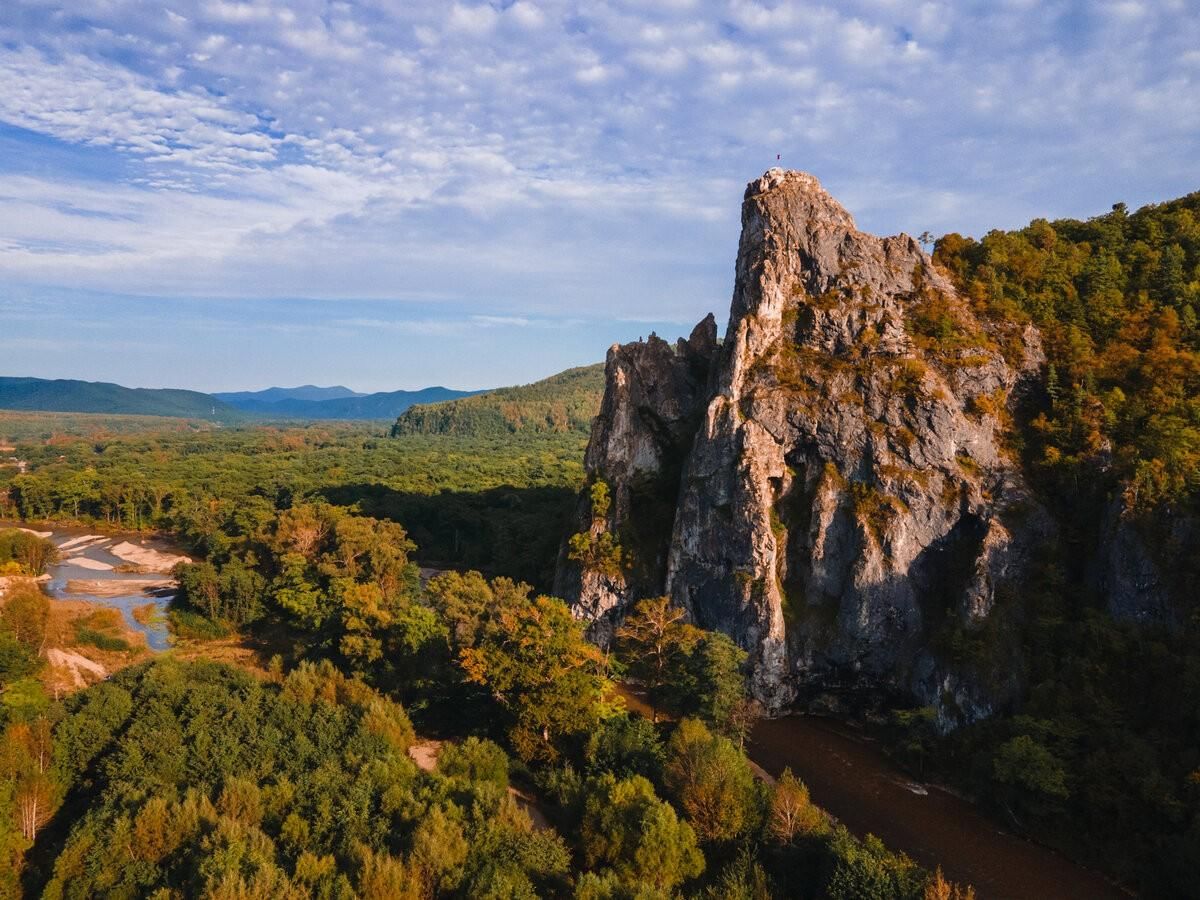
xmin=750 ymin=714 xmax=1128 ymax=899
xmin=619 ymin=686 xmax=1125 ymax=899
xmin=13 ymin=525 xmax=186 ymax=651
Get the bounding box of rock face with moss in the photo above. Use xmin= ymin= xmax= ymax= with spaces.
xmin=554 ymin=318 xmax=717 ymax=641
xmin=562 ymin=169 xmax=1048 ymax=724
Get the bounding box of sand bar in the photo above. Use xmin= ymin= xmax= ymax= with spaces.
xmin=109 ymin=541 xmax=190 ymax=574
xmin=47 ymin=648 xmax=108 ymax=688
xmin=65 ymin=578 xmax=173 ymax=597
xmin=57 ymin=534 xmax=106 ymax=550
xmin=63 ymin=557 xmax=114 ymax=571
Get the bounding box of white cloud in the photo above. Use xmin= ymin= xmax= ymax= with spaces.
xmin=447 ymin=3 xmax=499 ymax=35
xmin=507 ymin=2 xmax=546 ymax=29
xmin=0 ymin=0 xmax=1194 ymax=329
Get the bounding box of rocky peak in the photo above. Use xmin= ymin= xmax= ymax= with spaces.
xmin=561 ymin=170 xmax=1049 ymax=726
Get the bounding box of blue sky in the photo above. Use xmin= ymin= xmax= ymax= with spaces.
xmin=1 ymin=1 xmax=1197 ymax=392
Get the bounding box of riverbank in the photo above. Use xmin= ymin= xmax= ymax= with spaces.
xmin=617 ymin=683 xmax=1125 ymax=898
xmin=0 ymin=576 xmax=150 ymax=696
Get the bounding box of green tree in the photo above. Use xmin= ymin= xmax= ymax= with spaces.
xmin=271 ymin=552 xmax=324 ymax=627
xmin=0 ymin=530 xmax=56 ymax=576
xmin=568 ymin=480 xmax=625 ymax=578
xmin=768 ymin=768 xmax=824 ymax=844
xmin=579 ymin=773 xmax=704 ymax=892
xmin=584 ymin=715 xmax=664 ymax=782
xmin=457 ymin=582 xmax=612 ymax=762
xmin=992 ymin=734 xmax=1069 ymax=820
xmin=439 ymin=736 xmax=509 ymax=789
xmin=685 ymin=632 xmax=750 ymax=741
xmin=824 ymin=829 xmax=925 ymax=900
xmin=410 ymin=804 xmax=469 ymax=893
xmin=615 ymin=596 xmax=700 ymax=722
xmin=663 ymin=718 xmax=762 ymax=843
xmin=0 ymin=583 xmax=48 ymax=654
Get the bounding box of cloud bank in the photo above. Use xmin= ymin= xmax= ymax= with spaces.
xmin=0 ymin=1 xmax=1196 ymax=387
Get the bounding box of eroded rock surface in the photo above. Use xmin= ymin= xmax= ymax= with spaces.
xmin=561 ymin=170 xmax=1049 ymax=725
xmin=553 ymin=317 xmax=717 ymax=641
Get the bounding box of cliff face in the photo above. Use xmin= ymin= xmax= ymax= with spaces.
xmin=553 ymin=318 xmax=716 ymax=641
xmin=1096 ymin=500 xmax=1199 ymax=627
xmin=561 ymin=169 xmax=1050 ymax=724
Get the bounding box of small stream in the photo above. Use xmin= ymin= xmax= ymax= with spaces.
xmin=35 ymin=527 xmax=184 ymax=651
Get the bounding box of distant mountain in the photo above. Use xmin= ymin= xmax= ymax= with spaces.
xmin=0 ymin=377 xmax=239 ymax=420
xmin=213 ymin=385 xmax=366 ymax=405
xmin=221 ymin=386 xmax=486 ymax=420
xmin=392 ymin=364 xmax=605 ymax=436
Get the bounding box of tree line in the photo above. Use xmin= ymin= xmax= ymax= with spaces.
xmin=1 ymin=497 xmax=973 ymax=897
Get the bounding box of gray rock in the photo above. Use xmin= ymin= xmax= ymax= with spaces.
xmin=560 ymin=169 xmax=1050 ymax=727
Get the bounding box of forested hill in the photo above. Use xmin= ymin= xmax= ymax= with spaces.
xmin=392 ymin=363 xmax=605 ymax=436
xmin=0 ymin=376 xmax=240 ymax=421
xmin=934 ymin=189 xmax=1200 ymax=519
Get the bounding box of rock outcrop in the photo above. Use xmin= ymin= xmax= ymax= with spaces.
xmin=1096 ymin=500 xmax=1198 ymax=627
xmin=560 ymin=169 xmax=1050 ymax=724
xmin=553 ymin=317 xmax=717 ymax=642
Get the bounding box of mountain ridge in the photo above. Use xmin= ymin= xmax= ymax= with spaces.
xmin=0 ymin=377 xmax=489 ymax=422
xmin=0 ymin=376 xmax=242 ymax=421
xmin=213 ymin=385 xmax=366 ymax=404
xmin=219 ymin=385 xmax=484 ymax=419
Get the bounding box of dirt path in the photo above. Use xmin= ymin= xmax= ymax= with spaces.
xmin=407 ymin=738 xmax=552 ymax=831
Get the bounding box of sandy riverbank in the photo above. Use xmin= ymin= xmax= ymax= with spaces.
xmin=63 ymin=556 xmax=114 ymax=571
xmin=109 ymin=541 xmax=190 ymax=574
xmin=64 ymin=578 xmax=173 ymax=597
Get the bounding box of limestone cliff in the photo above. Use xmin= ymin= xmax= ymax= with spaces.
xmin=560 ymin=169 xmax=1050 ymax=724
xmin=553 ymin=317 xmax=716 ymax=642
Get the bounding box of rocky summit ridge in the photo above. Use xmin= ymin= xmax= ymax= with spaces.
xmin=557 ymin=169 xmax=1050 ymax=726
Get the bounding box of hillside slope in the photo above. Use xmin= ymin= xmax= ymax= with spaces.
xmin=392 ymin=364 xmax=605 ymax=436
xmin=0 ymin=377 xmax=239 ymax=420
xmin=557 ymin=170 xmax=1200 ymax=895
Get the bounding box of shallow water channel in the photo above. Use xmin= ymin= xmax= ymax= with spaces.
xmin=38 ymin=528 xmax=181 ymax=651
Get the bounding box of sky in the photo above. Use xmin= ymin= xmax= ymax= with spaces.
xmin=0 ymin=1 xmax=1197 ymax=393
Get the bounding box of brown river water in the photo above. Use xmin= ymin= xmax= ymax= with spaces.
xmin=619 ymin=687 xmax=1127 ymax=899
xmin=750 ymin=714 xmax=1129 ymax=899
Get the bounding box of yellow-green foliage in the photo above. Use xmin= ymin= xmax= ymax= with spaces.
xmin=966 ymin=389 xmax=1008 ymax=421
xmin=568 ymin=480 xmax=625 ymax=578
xmin=907 ymin=288 xmax=993 ymax=364
xmin=393 ymin=364 xmax=604 ymax=437
xmin=891 ymin=358 xmax=929 ymax=400
xmin=935 ymin=191 xmax=1200 ymax=511
xmin=850 ymin=481 xmax=907 ymax=544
